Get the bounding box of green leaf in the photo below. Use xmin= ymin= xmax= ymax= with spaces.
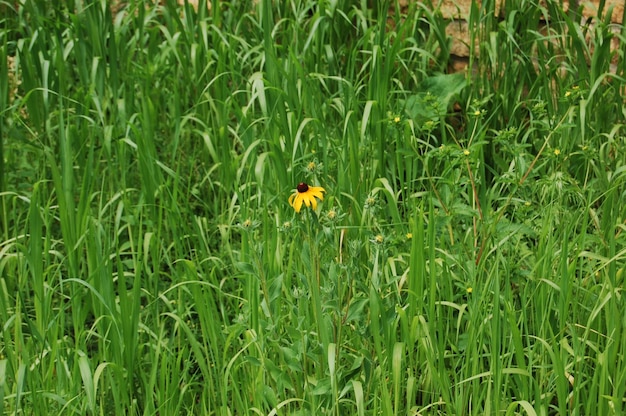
xmin=404 ymin=73 xmax=466 ymax=122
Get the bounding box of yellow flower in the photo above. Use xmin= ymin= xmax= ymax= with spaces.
xmin=406 ymin=232 xmax=413 ymax=240
xmin=289 ymin=183 xmax=325 ymax=213
xmin=554 ymin=149 xmax=561 ymax=156
xmin=463 ymin=149 xmax=470 ymax=156
xmin=466 ymin=287 xmax=473 ymax=294
xmin=365 ymin=196 xmax=377 ymax=208
xmin=394 ymin=116 xmax=401 ymax=123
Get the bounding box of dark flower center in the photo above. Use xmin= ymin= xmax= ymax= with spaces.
xmin=297 ymin=182 xmax=309 ymax=193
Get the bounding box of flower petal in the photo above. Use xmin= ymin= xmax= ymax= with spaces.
xmin=310 ymin=189 xmax=324 ymax=200
xmin=303 ymin=194 xmax=312 ymax=208
xmin=311 ymin=186 xmax=325 ymax=194
xmin=294 ymin=194 xmax=304 ymax=213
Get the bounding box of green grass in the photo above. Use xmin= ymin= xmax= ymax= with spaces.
xmin=1 ymin=0 xmax=626 ymax=414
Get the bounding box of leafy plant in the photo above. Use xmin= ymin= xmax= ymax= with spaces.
xmin=1 ymin=0 xmax=625 ymax=415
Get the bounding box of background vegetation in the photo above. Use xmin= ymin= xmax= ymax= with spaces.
xmin=1 ymin=0 xmax=625 ymax=414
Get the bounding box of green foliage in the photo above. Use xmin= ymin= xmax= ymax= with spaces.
xmin=1 ymin=0 xmax=626 ymax=414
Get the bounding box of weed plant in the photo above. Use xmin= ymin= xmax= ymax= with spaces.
xmin=1 ymin=0 xmax=626 ymax=414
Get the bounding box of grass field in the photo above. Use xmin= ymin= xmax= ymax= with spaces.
xmin=1 ymin=0 xmax=626 ymax=414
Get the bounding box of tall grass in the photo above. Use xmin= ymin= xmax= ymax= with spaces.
xmin=1 ymin=0 xmax=626 ymax=414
